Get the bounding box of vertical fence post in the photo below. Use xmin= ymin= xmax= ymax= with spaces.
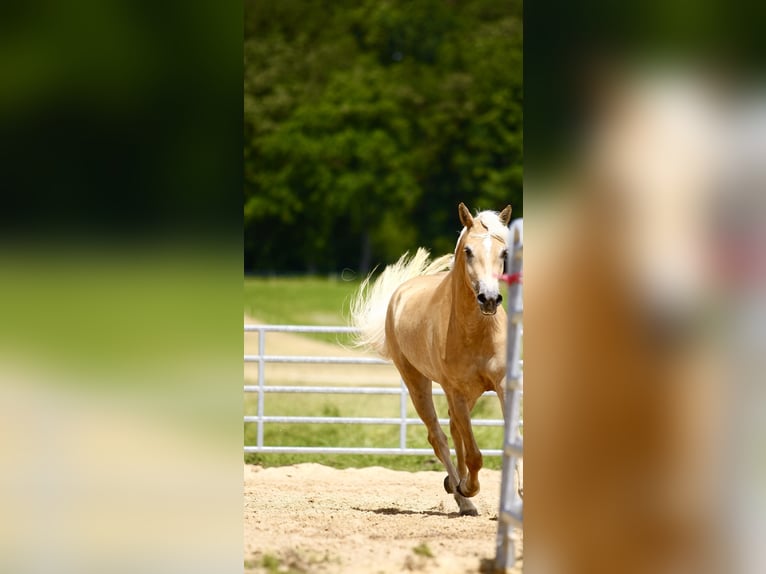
xmin=400 ymin=380 xmax=408 ymax=451
xmin=495 ymin=219 xmax=524 ymax=573
xmin=257 ymin=327 xmax=266 ymax=449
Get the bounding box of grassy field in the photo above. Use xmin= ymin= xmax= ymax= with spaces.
xmin=244 ymin=390 xmax=505 ymax=471
xmin=244 ymin=276 xmax=509 ymax=471
xmin=244 ymin=275 xmax=360 ymax=344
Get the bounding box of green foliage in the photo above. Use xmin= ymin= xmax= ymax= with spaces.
xmin=244 ymin=0 xmax=522 ymax=272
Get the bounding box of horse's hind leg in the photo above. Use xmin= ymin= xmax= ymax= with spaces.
xmin=398 ymin=368 xmax=478 ymax=516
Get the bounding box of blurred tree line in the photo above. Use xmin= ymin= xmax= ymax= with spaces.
xmin=244 ymin=0 xmax=522 ymax=273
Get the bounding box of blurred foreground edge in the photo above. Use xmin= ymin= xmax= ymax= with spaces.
xmin=525 ymin=60 xmax=766 ymax=574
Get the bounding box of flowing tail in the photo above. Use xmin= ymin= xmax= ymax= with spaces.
xmin=349 ymin=248 xmax=452 ymax=358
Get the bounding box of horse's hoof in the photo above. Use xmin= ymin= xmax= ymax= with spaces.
xmin=456 ymin=482 xmax=479 ymax=498
xmin=443 ymin=475 xmax=454 ymax=494
xmin=460 ymin=508 xmax=479 ymax=517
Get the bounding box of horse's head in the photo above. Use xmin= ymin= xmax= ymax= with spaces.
xmin=456 ymin=202 xmax=513 ymax=315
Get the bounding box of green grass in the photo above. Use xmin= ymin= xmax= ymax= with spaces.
xmin=244 ymin=275 xmax=361 ymax=344
xmin=244 ymin=387 xmax=505 ymax=471
xmin=252 ymin=549 xmax=338 ymax=574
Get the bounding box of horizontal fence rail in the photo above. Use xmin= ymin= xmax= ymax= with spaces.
xmin=244 ymin=324 xmax=522 ymax=457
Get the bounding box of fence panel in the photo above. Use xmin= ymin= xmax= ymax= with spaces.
xmin=244 ymin=323 xmax=511 ymax=456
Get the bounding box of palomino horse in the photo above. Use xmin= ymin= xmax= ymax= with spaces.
xmin=351 ymin=203 xmax=512 ymax=516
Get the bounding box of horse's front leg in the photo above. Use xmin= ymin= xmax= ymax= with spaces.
xmin=447 ymin=394 xmax=483 ymax=498
xmin=398 ymin=370 xmax=479 ymax=516
xmin=449 ymin=414 xmax=468 ymax=486
xmin=448 ymin=414 xmax=474 ymax=511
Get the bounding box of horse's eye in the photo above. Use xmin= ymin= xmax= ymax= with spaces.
xmin=464 ymin=246 xmax=473 ymax=258
xmin=500 ymin=249 xmax=508 ymax=260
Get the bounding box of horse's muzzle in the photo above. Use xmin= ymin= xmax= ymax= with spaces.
xmin=477 ymin=292 xmax=502 ymax=315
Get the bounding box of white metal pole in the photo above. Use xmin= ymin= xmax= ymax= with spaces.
xmin=495 ymin=219 xmax=524 ymax=573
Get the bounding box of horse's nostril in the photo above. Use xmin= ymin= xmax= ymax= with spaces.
xmin=477 ymin=293 xmax=487 ymax=304
xmin=496 ymin=294 xmax=503 ymax=304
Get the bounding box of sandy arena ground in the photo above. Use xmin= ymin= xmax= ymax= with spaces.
xmin=244 ymin=316 xmax=522 ymax=572
xmin=244 ymin=463 xmax=522 ymax=573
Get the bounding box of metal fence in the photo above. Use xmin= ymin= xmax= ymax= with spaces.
xmin=496 ymin=218 xmax=525 ymax=573
xmin=244 ymin=324 xmax=510 ymax=456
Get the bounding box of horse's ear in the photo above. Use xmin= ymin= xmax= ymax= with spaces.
xmin=498 ymin=205 xmax=512 ymax=226
xmin=458 ymin=203 xmax=474 ymax=228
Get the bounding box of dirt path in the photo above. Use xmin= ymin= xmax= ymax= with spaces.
xmin=244 ymin=463 xmax=523 ymax=573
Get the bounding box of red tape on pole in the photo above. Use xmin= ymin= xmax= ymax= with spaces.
xmin=498 ymin=272 xmax=522 ymax=285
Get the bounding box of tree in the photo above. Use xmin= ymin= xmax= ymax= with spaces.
xmin=244 ymin=0 xmax=523 ymax=273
